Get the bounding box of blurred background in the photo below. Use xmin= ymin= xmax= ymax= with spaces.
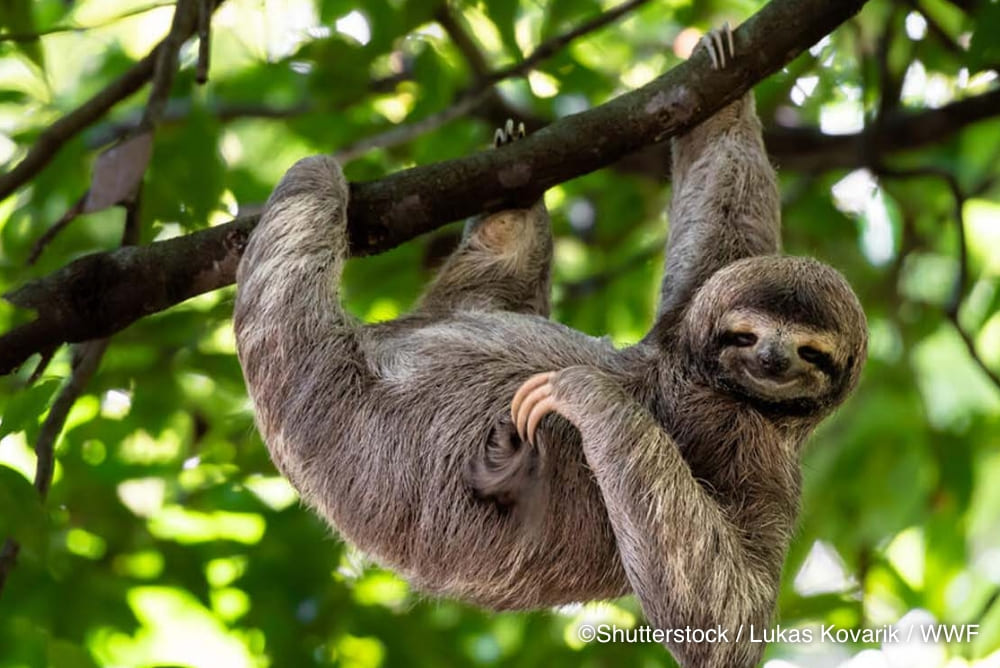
xmin=0 ymin=0 xmax=999 ymax=666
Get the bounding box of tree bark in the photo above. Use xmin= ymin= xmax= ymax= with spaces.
xmin=0 ymin=0 xmax=870 ymax=375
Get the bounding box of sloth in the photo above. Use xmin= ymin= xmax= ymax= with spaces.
xmin=234 ymin=26 xmax=867 ymax=668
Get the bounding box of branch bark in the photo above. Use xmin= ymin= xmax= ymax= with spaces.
xmin=0 ymin=0 xmax=871 ymax=375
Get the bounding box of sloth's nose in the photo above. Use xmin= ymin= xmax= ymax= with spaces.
xmin=757 ymin=343 xmax=791 ymax=375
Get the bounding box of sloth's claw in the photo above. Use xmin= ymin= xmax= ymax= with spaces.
xmin=700 ymin=22 xmax=735 ymax=70
xmin=511 ymin=372 xmax=557 ymax=444
xmin=493 ymin=118 xmax=528 ymax=148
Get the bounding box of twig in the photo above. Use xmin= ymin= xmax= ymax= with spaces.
xmin=140 ymin=0 xmax=198 ymax=131
xmin=487 ymin=0 xmax=652 ymax=86
xmin=0 ymin=540 xmax=19 ymax=596
xmin=435 ymin=6 xmax=490 ymax=78
xmin=0 ymin=0 xmax=180 ymax=594
xmin=196 ymin=0 xmax=212 ymax=84
xmin=434 ymin=5 xmax=546 ymax=131
xmin=26 ymin=0 xmax=194 ymax=262
xmin=0 ymin=203 xmax=140 ymax=598
xmin=0 ymin=0 xmax=222 ymax=202
xmin=27 ymin=193 xmax=88 ymax=265
xmin=333 ymin=89 xmax=495 ymax=162
xmin=563 ymin=241 xmax=665 ymax=298
xmin=337 ymin=0 xmax=651 ymax=159
xmin=877 ymin=166 xmax=1000 ymax=392
xmin=26 ymin=347 xmax=56 ymax=385
xmin=0 ymin=2 xmax=177 ymax=42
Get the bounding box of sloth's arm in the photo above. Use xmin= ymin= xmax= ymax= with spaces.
xmin=654 ymin=25 xmax=781 ymax=329
xmin=511 ymin=367 xmax=774 ymax=668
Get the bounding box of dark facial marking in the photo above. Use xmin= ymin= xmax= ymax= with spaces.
xmin=737 ymin=280 xmax=841 ymax=333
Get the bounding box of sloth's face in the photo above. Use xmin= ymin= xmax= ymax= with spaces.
xmin=714 ymin=308 xmax=847 ymax=406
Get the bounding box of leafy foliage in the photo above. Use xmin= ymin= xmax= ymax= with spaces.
xmin=1 ymin=0 xmax=999 ymax=666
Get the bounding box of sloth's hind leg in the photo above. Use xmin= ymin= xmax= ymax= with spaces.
xmin=417 ymin=120 xmax=554 ymax=316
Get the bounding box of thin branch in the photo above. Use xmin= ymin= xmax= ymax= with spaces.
xmin=139 ymin=0 xmax=198 ymax=131
xmin=0 ymin=0 xmax=180 ymax=595
xmin=877 ymin=166 xmax=1000 ymax=392
xmin=337 ymin=0 xmax=651 ymax=159
xmin=0 ymin=2 xmax=177 ymax=42
xmin=763 ymin=88 xmax=1000 ymax=171
xmin=485 ymin=0 xmax=652 ymax=86
xmin=0 ymin=0 xmax=873 ymax=375
xmin=563 ymin=241 xmax=665 ymax=299
xmin=0 ymin=197 xmax=142 ymax=598
xmin=0 ymin=0 xmax=223 ymax=203
xmin=26 ymin=1 xmax=193 ymax=264
xmin=26 ymin=347 xmax=56 ymax=386
xmin=196 ymin=0 xmax=212 ymax=84
xmin=435 ymin=5 xmax=491 ymax=78
xmin=333 ymin=89 xmax=495 ymax=162
xmin=84 ymin=69 xmax=410 ymax=149
xmin=27 ymin=193 xmax=88 ymax=265
xmin=84 ymin=85 xmax=1000 ymax=179
xmin=0 ymin=540 xmax=19 ymax=596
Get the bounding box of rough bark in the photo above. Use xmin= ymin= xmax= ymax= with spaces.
xmin=1 ymin=0 xmax=871 ymax=375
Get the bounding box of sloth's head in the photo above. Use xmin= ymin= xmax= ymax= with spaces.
xmin=683 ymin=256 xmax=868 ymax=417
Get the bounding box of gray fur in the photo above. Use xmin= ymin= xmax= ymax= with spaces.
xmin=234 ymin=89 xmax=867 ymax=666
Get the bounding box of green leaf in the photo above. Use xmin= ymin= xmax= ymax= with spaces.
xmin=0 ymin=378 xmax=59 ymax=442
xmin=0 ymin=464 xmax=47 ymax=553
xmin=0 ymin=0 xmax=44 ymax=69
xmin=481 ymin=0 xmax=521 ymax=58
xmin=969 ymin=1 xmax=1000 ymax=70
xmin=46 ymin=638 xmax=99 ymax=668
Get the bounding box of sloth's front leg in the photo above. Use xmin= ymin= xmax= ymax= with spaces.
xmin=511 ymin=366 xmax=771 ymax=668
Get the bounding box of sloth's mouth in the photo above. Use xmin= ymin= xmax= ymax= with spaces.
xmin=742 ymin=368 xmax=802 ymax=397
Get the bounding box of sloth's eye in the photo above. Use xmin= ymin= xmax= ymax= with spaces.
xmin=798 ymin=345 xmax=832 ymax=369
xmin=722 ymin=331 xmax=757 ymax=347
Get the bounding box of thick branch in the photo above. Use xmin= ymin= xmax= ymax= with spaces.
xmin=0 ymin=0 xmax=870 ymax=375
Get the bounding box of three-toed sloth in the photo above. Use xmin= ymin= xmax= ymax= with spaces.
xmin=234 ymin=28 xmax=867 ymax=668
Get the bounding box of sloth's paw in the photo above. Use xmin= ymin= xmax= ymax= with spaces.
xmin=511 ymin=372 xmax=562 ymax=445
xmin=701 ymin=22 xmax=735 ymax=70
xmin=493 ymin=118 xmax=527 ymax=148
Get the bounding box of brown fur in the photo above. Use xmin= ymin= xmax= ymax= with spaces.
xmin=233 ymin=85 xmax=867 ymax=665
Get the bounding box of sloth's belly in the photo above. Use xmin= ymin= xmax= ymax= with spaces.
xmin=327 ymin=311 xmax=632 ymax=608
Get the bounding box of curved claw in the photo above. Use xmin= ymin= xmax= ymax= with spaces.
xmin=510 ymin=372 xmax=557 ymax=443
xmin=493 ymin=118 xmax=528 ymax=148
xmin=701 ymin=22 xmax=735 ymax=70
xmin=525 ymin=394 xmax=558 ymax=445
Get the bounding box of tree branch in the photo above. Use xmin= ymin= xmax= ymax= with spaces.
xmin=877 ymin=165 xmax=1000 ymax=392
xmin=85 ymin=85 xmax=1000 ymax=178
xmin=565 ymin=87 xmax=1000 ymax=176
xmin=336 ymin=0 xmax=649 ymax=159
xmin=0 ymin=0 xmax=223 ymax=203
xmin=487 ymin=0 xmax=653 ymax=86
xmin=0 ymin=2 xmax=177 ymax=42
xmin=0 ymin=0 xmax=871 ymax=375
xmin=0 ymin=0 xmax=189 ymax=595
